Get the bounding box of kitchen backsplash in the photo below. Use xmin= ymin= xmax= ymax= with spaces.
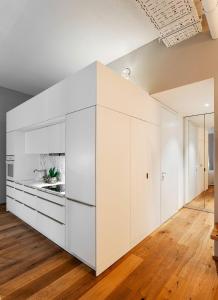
xmin=39 ymin=154 xmax=65 ymax=182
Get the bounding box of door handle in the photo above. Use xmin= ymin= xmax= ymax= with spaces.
xmin=161 ymin=172 xmax=166 ymax=181
xmin=146 ymin=173 xmax=149 ymax=179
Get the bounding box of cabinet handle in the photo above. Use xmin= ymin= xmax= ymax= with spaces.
xmin=66 ymin=197 xmax=95 ymax=207
xmin=37 ymin=196 xmax=64 ymax=207
xmin=37 ymin=211 xmax=65 ymax=225
xmin=161 ymin=172 xmax=167 ymax=181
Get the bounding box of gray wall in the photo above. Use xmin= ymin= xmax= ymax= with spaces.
xmin=109 ymin=31 xmax=218 ymax=251
xmin=109 ymin=32 xmax=217 ymax=94
xmin=1 ymin=87 xmax=30 ymax=203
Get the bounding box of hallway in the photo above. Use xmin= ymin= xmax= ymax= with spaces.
xmin=0 ymin=206 xmax=217 ymax=299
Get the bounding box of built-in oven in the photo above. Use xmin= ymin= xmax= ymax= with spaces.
xmin=6 ymin=155 xmax=15 ymax=181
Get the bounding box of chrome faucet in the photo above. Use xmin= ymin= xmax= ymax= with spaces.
xmin=33 ymin=169 xmax=46 ymax=176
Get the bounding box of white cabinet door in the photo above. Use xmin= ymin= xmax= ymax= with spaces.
xmin=25 ymin=122 xmax=65 ymax=154
xmin=6 ymin=132 xmax=16 ymax=155
xmin=36 ymin=212 xmax=66 ymax=248
xmin=96 ymin=107 xmax=130 ymax=275
xmin=130 ymin=118 xmax=161 ymax=246
xmin=161 ymin=107 xmax=179 ymax=223
xmin=25 ymin=127 xmax=48 ymax=154
xmin=48 ymin=122 xmax=65 ymax=153
xmin=66 ymin=200 xmax=95 ymax=268
xmin=66 ymin=107 xmax=96 ymax=205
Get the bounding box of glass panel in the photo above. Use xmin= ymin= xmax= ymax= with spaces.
xmin=205 ymin=113 xmax=214 ymax=212
xmin=185 ymin=114 xmax=205 ymax=210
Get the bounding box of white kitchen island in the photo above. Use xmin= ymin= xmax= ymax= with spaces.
xmin=6 ymin=62 xmax=165 ymax=275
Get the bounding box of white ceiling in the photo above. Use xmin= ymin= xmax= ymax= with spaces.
xmin=152 ymin=78 xmax=214 ymax=116
xmin=0 ymin=0 xmax=158 ymax=95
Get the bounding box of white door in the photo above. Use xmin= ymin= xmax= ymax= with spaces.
xmin=161 ymin=107 xmax=179 ymax=223
xmin=66 ymin=200 xmax=95 ymax=268
xmin=131 ymin=118 xmax=161 ymax=246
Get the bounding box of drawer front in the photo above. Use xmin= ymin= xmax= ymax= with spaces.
xmin=14 ymin=188 xmax=25 ymax=203
xmin=37 ymin=197 xmax=65 ymax=224
xmin=6 ymin=186 xmax=15 ymax=199
xmin=35 ymin=189 xmax=65 ymax=206
xmin=22 ymin=205 xmax=37 ymax=228
xmin=14 ymin=182 xmax=24 ymax=190
xmin=22 ymin=185 xmax=37 ymax=196
xmin=6 ymin=196 xmax=14 ymax=212
xmin=22 ymin=192 xmax=37 ymax=210
xmin=13 ymin=200 xmax=24 ymax=219
xmin=37 ymin=212 xmax=65 ymax=248
xmin=6 ymin=180 xmax=15 ymax=188
xmin=6 ymin=186 xmax=15 ymax=198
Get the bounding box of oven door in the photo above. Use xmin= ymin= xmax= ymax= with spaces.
xmin=6 ymin=161 xmax=14 ymax=180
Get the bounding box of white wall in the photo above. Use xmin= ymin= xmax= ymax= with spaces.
xmin=178 ymin=115 xmax=184 ymax=209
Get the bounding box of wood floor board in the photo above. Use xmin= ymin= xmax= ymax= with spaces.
xmin=186 ymin=186 xmax=214 ymax=212
xmin=0 ymin=206 xmax=217 ymax=299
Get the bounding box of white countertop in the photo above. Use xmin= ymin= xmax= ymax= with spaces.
xmin=13 ymin=179 xmax=65 ymax=197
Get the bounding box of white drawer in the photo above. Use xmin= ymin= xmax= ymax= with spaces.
xmin=22 ymin=192 xmax=37 ymax=210
xmin=14 ymin=182 xmax=24 ymax=190
xmin=6 ymin=186 xmax=15 ymax=199
xmin=6 ymin=196 xmax=14 ymax=212
xmin=6 ymin=180 xmax=15 ymax=188
xmin=37 ymin=197 xmax=65 ymax=224
xmin=14 ymin=188 xmax=25 ymax=203
xmin=22 ymin=205 xmax=37 ymax=228
xmin=22 ymin=185 xmax=37 ymax=196
xmin=36 ymin=212 xmax=65 ymax=248
xmin=35 ymin=189 xmax=65 ymax=206
xmin=13 ymin=200 xmax=24 ymax=219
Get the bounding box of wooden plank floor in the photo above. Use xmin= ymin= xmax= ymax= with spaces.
xmin=185 ymin=186 xmax=214 ymax=212
xmin=0 ymin=206 xmax=217 ymax=299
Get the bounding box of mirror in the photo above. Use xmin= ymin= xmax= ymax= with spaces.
xmin=184 ymin=113 xmax=214 ymax=212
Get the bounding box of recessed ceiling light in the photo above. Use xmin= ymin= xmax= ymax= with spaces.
xmin=204 ymin=103 xmax=210 ymax=107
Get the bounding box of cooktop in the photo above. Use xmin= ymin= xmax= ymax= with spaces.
xmin=42 ymin=184 xmax=65 ymax=193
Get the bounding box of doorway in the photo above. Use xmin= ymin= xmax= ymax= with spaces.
xmin=152 ymin=78 xmax=215 ymax=214
xmin=184 ymin=113 xmax=214 ymax=212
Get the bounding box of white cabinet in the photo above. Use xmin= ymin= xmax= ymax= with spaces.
xmin=6 ymin=132 xmax=16 ymax=155
xmin=37 ymin=197 xmax=65 ymax=224
xmin=130 ymin=118 xmax=161 ymax=246
xmin=25 ymin=127 xmax=49 ymax=154
xmin=37 ymin=212 xmax=65 ymax=248
xmin=22 ymin=205 xmax=37 ymax=228
xmin=66 ymin=200 xmax=95 ymax=268
xmin=48 ymin=123 xmax=65 ymax=153
xmin=66 ymin=107 xmax=96 ymax=205
xmin=6 ymin=196 xmax=14 ymax=212
xmin=6 ymin=184 xmax=66 ymax=248
xmin=25 ymin=122 xmax=65 ymax=154
xmin=96 ymin=107 xmax=130 ymax=275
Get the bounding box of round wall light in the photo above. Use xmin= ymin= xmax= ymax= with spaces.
xmin=121 ymin=67 xmax=131 ymax=80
